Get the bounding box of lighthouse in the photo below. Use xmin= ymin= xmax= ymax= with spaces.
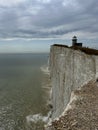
xmin=72 ymin=36 xmax=77 ymax=46
xmin=72 ymin=36 xmax=82 ymax=47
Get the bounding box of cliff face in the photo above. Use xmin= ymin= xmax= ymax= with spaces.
xmin=49 ymin=45 xmax=98 ymax=119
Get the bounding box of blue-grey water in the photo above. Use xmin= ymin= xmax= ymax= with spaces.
xmin=0 ymin=53 xmax=49 ymax=130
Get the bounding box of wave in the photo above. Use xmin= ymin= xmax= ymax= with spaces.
xmin=26 ymin=112 xmax=52 ymax=130
xmin=40 ymin=65 xmax=50 ymax=75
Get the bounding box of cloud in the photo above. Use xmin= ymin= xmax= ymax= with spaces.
xmin=37 ymin=0 xmax=51 ymax=4
xmin=0 ymin=0 xmax=98 ymax=41
xmin=0 ymin=0 xmax=26 ymax=7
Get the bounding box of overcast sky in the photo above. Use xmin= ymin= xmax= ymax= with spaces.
xmin=0 ymin=0 xmax=98 ymax=53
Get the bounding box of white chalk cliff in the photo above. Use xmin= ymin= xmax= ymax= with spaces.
xmin=49 ymin=44 xmax=98 ymax=121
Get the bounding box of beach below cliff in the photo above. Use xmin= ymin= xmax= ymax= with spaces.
xmin=47 ymin=80 xmax=98 ymax=130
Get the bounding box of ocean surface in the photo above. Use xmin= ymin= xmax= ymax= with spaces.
xmin=0 ymin=53 xmax=49 ymax=130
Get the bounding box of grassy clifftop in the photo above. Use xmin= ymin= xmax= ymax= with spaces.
xmin=53 ymin=44 xmax=98 ymax=55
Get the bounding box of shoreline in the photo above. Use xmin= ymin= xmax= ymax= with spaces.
xmin=26 ymin=64 xmax=52 ymax=130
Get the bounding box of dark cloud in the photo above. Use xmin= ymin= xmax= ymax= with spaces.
xmin=0 ymin=0 xmax=98 ymax=39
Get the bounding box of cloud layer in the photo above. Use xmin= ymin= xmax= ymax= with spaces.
xmin=0 ymin=0 xmax=98 ymax=39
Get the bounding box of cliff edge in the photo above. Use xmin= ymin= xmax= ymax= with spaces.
xmin=46 ymin=44 xmax=98 ymax=130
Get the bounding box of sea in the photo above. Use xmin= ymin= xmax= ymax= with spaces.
xmin=0 ymin=53 xmax=50 ymax=130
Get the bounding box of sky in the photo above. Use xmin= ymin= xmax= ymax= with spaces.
xmin=0 ymin=0 xmax=98 ymax=53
